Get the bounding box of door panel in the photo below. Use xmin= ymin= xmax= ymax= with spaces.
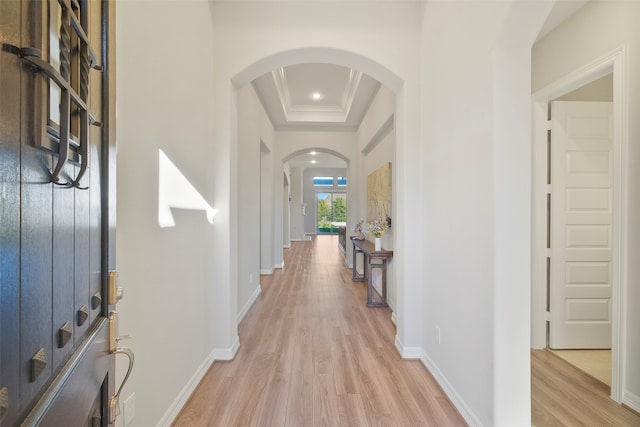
xmin=89 ymin=137 xmax=103 ymax=326
xmin=20 ymin=148 xmax=55 ymax=413
xmin=75 ymin=165 xmax=92 ymax=345
xmin=21 ymin=320 xmax=111 ymax=426
xmin=52 ymin=169 xmax=76 ymax=372
xmin=0 ymin=1 xmax=22 ymax=423
xmin=550 ymin=101 xmax=613 ymax=349
xmin=0 ymin=0 xmax=118 ymax=425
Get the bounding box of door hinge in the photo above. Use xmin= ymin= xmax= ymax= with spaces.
xmin=547 ymin=120 xmax=553 ymax=131
xmin=545 ymin=311 xmax=551 ymax=321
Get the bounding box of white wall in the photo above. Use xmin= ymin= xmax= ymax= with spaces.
xmin=113 ymin=1 xmax=556 ymax=425
xmin=213 ymin=2 xmax=424 ymax=368
xmin=557 ymin=74 xmax=613 ymax=101
xmin=532 ymin=0 xmax=640 ymax=410
xmin=288 ymin=167 xmax=306 ymax=242
xmin=238 ymin=84 xmax=274 ymax=320
xmin=357 ymin=85 xmax=396 ymax=310
xmin=260 ymin=145 xmax=276 ymax=273
xmin=283 ymin=166 xmax=291 ymax=248
xmin=115 ymin=1 xmax=224 ymax=426
xmin=419 ymin=1 xmax=551 ymax=425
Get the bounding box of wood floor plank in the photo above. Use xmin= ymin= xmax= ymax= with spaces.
xmin=531 ymin=349 xmax=640 ymax=426
xmin=173 ymin=236 xmax=640 ymax=426
xmin=173 ymin=236 xmax=465 ymax=426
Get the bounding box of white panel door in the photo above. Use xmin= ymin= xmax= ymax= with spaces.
xmin=550 ymin=101 xmax=613 ymax=349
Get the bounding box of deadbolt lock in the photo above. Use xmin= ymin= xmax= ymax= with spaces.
xmin=108 ymin=271 xmax=124 ymax=305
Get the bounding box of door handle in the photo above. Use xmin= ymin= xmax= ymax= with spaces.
xmin=108 ymin=311 xmax=135 ymax=424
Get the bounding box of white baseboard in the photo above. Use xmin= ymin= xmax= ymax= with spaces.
xmin=238 ymin=285 xmax=261 ymax=324
xmin=391 ymin=311 xmax=397 ymax=326
xmin=212 ymin=335 xmax=240 ymax=361
xmin=157 ymin=349 xmax=215 ymax=427
xmin=260 ymin=268 xmax=274 ymax=275
xmin=275 ymin=261 xmax=284 ymax=270
xmin=283 ymin=243 xmax=291 ymax=249
xmin=394 ymin=335 xmax=421 ymax=359
xmin=420 ymin=350 xmax=482 ymax=427
xmin=623 ymin=390 xmax=640 ymax=413
xmin=291 ymin=237 xmax=311 ymax=242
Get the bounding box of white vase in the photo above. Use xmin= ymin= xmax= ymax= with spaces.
xmin=374 ymin=237 xmax=381 ymax=251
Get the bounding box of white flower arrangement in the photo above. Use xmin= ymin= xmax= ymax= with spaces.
xmin=365 ymin=217 xmax=390 ymax=238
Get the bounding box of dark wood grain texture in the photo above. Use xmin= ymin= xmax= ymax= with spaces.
xmin=0 ymin=0 xmax=115 ymax=423
xmin=52 ymin=169 xmax=76 ymax=371
xmin=74 ymin=159 xmax=91 ymax=342
xmin=19 ymin=130 xmax=54 ymax=413
xmin=88 ymin=131 xmax=102 ymax=326
xmin=0 ymin=1 xmax=24 ymax=423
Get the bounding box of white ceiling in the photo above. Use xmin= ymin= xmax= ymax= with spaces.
xmin=286 ymin=151 xmax=346 ymax=170
xmin=253 ymin=63 xmax=378 ymax=170
xmin=536 ymin=0 xmax=589 ymax=41
xmin=252 ymin=63 xmax=381 ymax=132
xmin=255 ymin=1 xmax=589 ymax=170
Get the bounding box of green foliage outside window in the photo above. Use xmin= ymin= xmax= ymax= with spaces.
xmin=333 ymin=197 xmax=346 ymax=222
xmin=317 ymin=194 xmax=346 ymax=232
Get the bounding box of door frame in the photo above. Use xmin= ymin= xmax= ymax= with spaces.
xmin=531 ymin=45 xmax=628 ymax=402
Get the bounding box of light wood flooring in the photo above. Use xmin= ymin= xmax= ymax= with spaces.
xmin=549 ymin=349 xmax=611 ymax=386
xmin=172 ymin=235 xmax=640 ymax=426
xmin=173 ymin=236 xmax=466 ymax=426
xmin=531 ymin=349 xmax=640 ymax=426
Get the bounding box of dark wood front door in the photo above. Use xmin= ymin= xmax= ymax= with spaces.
xmin=0 ymin=0 xmax=117 ymax=425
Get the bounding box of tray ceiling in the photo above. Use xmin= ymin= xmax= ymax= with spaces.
xmin=252 ymin=63 xmax=381 ymax=131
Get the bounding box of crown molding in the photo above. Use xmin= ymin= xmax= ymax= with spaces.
xmin=271 ymin=65 xmax=362 ymax=123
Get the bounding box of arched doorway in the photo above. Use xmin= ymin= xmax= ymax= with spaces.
xmin=230 ymin=47 xmax=419 ymax=355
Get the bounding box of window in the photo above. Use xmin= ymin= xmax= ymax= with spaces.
xmin=337 ymin=176 xmax=347 ymax=186
xmin=313 ymin=176 xmax=334 ymax=186
xmin=317 ymin=192 xmax=347 ymax=233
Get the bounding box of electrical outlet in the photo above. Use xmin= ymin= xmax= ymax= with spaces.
xmin=435 ymin=326 xmax=441 ymax=345
xmin=124 ymin=393 xmax=136 ymax=426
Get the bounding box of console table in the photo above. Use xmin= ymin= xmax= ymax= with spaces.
xmin=351 ymin=237 xmax=393 ymax=307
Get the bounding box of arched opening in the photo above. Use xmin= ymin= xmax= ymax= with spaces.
xmin=284 ymin=149 xmax=348 ymax=244
xmin=232 ymin=47 xmax=411 ymax=349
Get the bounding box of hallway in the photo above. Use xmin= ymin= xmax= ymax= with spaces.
xmin=173 ymin=236 xmax=466 ymax=426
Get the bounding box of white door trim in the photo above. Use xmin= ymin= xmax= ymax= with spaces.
xmin=531 ymin=45 xmax=628 ymax=403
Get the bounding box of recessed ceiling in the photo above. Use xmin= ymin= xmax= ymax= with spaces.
xmin=252 ymin=63 xmax=381 ymax=131
xmin=253 ymin=2 xmax=589 ymax=170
